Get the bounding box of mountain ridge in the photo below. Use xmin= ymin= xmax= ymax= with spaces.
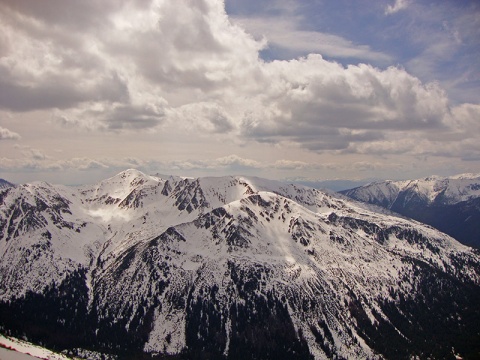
xmin=341 ymin=173 xmax=480 ymax=248
xmin=1 ymin=170 xmax=480 ymax=359
xmin=0 ymin=179 xmax=14 ymax=190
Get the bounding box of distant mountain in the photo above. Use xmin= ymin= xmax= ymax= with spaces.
xmin=341 ymin=173 xmax=480 ymax=248
xmin=1 ymin=170 xmax=480 ymax=359
xmin=290 ymin=179 xmax=374 ymax=192
xmin=0 ymin=179 xmax=14 ymax=189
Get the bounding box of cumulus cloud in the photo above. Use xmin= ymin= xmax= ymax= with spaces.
xmin=273 ymin=160 xmax=311 ymax=170
xmin=0 ymin=1 xmax=130 ymax=112
xmin=13 ymin=144 xmax=48 ymax=160
xmin=0 ymin=0 xmax=265 ymax=133
xmin=0 ymin=0 xmax=478 ymax=171
xmin=0 ymin=70 xmax=129 ymax=112
xmin=212 ymin=154 xmax=261 ymax=168
xmin=167 ymin=103 xmax=234 ymax=134
xmin=166 ymin=155 xmax=262 ymax=171
xmin=238 ymin=56 xmax=455 ymax=154
xmin=0 ymin=126 xmax=20 ymax=140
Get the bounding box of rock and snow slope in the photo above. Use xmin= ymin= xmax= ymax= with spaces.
xmin=341 ymin=173 xmax=480 ymax=248
xmin=341 ymin=173 xmax=480 ymax=207
xmin=1 ymin=170 xmax=480 ymax=359
xmin=0 ymin=179 xmax=14 ymax=190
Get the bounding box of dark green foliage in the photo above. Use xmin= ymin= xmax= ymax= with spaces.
xmin=183 ymin=289 xmax=314 ymax=360
xmin=227 ymin=293 xmax=313 ymax=360
xmin=89 ymin=242 xmax=169 ymax=357
xmin=184 ymin=285 xmax=227 ymax=360
xmin=227 ymin=261 xmax=312 ymax=360
xmin=340 ymin=257 xmax=480 ymax=359
xmin=309 ymin=318 xmax=336 ymax=358
xmin=89 ymin=303 xmax=156 ymax=358
xmin=342 ymin=186 xmax=480 ymax=248
xmin=378 ymin=261 xmax=480 ymax=360
xmin=0 ymin=268 xmax=157 ymax=359
xmin=1 ymin=251 xmax=479 ymax=360
xmin=181 ymin=261 xmax=313 ymax=360
xmin=392 ymin=197 xmax=480 ymax=249
xmin=0 ymin=269 xmax=90 ymax=351
xmin=348 ymin=294 xmax=410 ymax=359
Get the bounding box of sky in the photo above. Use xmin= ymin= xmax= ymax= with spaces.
xmin=0 ymin=0 xmax=479 ymax=186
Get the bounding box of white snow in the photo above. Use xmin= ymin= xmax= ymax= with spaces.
xmin=347 ymin=173 xmax=480 ymax=206
xmin=0 ymin=334 xmax=70 ymax=360
xmin=1 ymin=169 xmax=479 ymax=359
xmin=86 ymin=207 xmax=132 ymax=223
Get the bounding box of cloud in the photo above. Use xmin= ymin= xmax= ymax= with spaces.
xmin=273 ymin=160 xmax=311 ymax=170
xmin=400 ymin=3 xmax=480 ymax=105
xmin=0 ymin=153 xmax=258 ymax=179
xmin=385 ymin=0 xmax=410 ymax=15
xmin=0 ymin=154 xmax=127 ymax=173
xmin=239 ymin=56 xmax=454 ymax=153
xmin=166 ymin=155 xmax=262 ymax=172
xmin=0 ymin=152 xmax=381 ymax=177
xmin=13 ymin=144 xmax=49 ymax=160
xmin=232 ymin=16 xmax=392 ymax=63
xmin=0 ymin=152 xmax=309 ymax=175
xmin=55 ymin=102 xmax=167 ymax=131
xmin=0 ymin=0 xmax=478 ymax=173
xmin=167 ymin=103 xmax=234 ymax=134
xmin=0 ymin=70 xmax=129 ymax=112
xmin=213 ymin=154 xmax=261 ymax=168
xmin=0 ymin=0 xmax=264 ymax=132
xmin=0 ymin=2 xmax=130 ymax=112
xmin=0 ymin=126 xmax=20 ymax=140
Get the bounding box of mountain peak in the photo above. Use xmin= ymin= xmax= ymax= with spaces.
xmin=1 ymin=171 xmax=480 ymax=359
xmin=449 ymin=172 xmax=480 ymax=180
xmin=82 ymin=169 xmax=162 ymax=204
xmin=341 ymin=172 xmax=480 ymax=248
xmin=111 ymin=168 xmax=151 ymax=182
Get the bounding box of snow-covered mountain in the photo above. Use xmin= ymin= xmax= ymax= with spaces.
xmin=341 ymin=173 xmax=480 ymax=248
xmin=0 ymin=179 xmax=14 ymax=190
xmin=1 ymin=170 xmax=480 ymax=359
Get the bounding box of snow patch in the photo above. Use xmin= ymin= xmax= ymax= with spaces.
xmin=0 ymin=334 xmax=70 ymax=360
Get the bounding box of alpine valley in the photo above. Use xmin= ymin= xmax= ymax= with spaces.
xmin=1 ymin=170 xmax=480 ymax=359
xmin=341 ymin=174 xmax=480 ymax=249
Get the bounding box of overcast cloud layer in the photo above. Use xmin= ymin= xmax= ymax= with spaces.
xmin=0 ymin=0 xmax=479 ymax=185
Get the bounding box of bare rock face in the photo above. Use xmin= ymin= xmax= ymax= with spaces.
xmin=1 ymin=170 xmax=480 ymax=359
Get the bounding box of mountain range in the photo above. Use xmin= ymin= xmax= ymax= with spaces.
xmin=341 ymin=173 xmax=480 ymax=249
xmin=1 ymin=170 xmax=479 ymax=359
xmin=0 ymin=179 xmax=14 ymax=190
